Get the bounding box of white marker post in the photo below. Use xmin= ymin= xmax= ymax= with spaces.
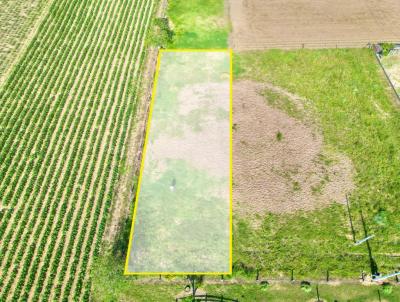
xmin=354 ymin=234 xmax=375 ymax=246
xmin=373 ymin=271 xmax=400 ymax=282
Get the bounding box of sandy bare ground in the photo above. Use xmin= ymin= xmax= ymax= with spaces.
xmin=233 ymin=80 xmax=354 ymax=215
xmin=228 ymin=0 xmax=400 ymax=50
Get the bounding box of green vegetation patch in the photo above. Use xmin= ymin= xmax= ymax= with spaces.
xmin=92 ymin=256 xmax=400 ymax=302
xmin=0 ymin=0 xmax=52 ymax=82
xmin=127 ymin=51 xmax=230 ymax=273
xmin=167 ymin=0 xmax=228 ymax=48
xmin=233 ymin=48 xmax=400 ymax=278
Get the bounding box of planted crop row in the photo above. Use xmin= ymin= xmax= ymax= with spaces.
xmin=0 ymin=0 xmax=155 ymax=300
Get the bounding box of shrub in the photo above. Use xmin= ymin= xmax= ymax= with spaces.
xmin=276 ymin=131 xmax=283 ymax=141
xmin=374 ymin=209 xmax=388 ymax=227
xmin=382 ymin=282 xmax=393 ymax=295
xmin=381 ymin=43 xmax=394 ymax=56
xmin=148 ymin=18 xmax=174 ymax=48
xmin=260 ymin=280 xmax=269 ymax=291
xmin=300 ymin=281 xmax=312 ymax=293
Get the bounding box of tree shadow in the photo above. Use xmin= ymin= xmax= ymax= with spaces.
xmin=359 ymin=209 xmax=379 ymax=276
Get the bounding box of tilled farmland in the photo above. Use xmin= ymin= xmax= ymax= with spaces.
xmin=229 ymin=0 xmax=400 ymax=50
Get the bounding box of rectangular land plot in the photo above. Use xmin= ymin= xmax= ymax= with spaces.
xmin=125 ymin=50 xmax=232 ymax=274
xmin=229 ymin=0 xmax=400 ymax=49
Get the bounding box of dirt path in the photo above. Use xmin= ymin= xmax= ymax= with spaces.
xmin=228 ymin=0 xmax=400 ymax=50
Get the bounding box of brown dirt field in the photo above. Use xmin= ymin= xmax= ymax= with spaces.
xmin=228 ymin=0 xmax=400 ymax=50
xmin=233 ymin=80 xmax=354 ymax=215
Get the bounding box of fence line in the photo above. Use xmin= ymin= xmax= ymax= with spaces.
xmin=176 ymin=294 xmax=238 ymax=302
xmin=234 ymin=40 xmax=381 ymax=50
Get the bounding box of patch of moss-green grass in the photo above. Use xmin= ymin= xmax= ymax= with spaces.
xmin=167 ymin=0 xmax=228 ymax=48
xmin=261 ymin=88 xmax=302 ymax=119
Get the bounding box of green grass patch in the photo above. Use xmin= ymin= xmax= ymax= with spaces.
xmin=261 ymin=89 xmax=303 ymax=119
xmin=167 ymin=0 xmax=228 ymax=48
xmin=92 ymin=48 xmax=400 ymax=300
xmin=91 ymin=255 xmax=400 ymax=301
xmin=233 ymin=48 xmax=400 ymax=278
xmin=91 ymin=256 xmax=182 ymax=302
xmin=204 ymin=283 xmax=400 ymax=302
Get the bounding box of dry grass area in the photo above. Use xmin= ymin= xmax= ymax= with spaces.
xmin=228 ymin=0 xmax=400 ymax=50
xmin=233 ymin=80 xmax=354 ymax=215
xmin=0 ymin=0 xmax=52 ymax=84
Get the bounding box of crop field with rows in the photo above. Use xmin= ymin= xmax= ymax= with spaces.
xmin=0 ymin=0 xmax=155 ymax=300
xmin=0 ymin=0 xmax=52 ymax=83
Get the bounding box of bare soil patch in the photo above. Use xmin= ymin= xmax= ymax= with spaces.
xmin=228 ymin=0 xmax=400 ymax=50
xmin=233 ymin=80 xmax=354 ymax=215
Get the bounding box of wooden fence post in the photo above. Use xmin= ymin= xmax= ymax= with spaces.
xmin=316 ymin=284 xmax=321 ymax=302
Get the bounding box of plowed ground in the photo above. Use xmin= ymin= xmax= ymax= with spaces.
xmin=229 ymin=0 xmax=400 ymax=50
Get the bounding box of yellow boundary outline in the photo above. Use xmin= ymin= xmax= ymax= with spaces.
xmin=124 ymin=48 xmax=233 ymax=276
